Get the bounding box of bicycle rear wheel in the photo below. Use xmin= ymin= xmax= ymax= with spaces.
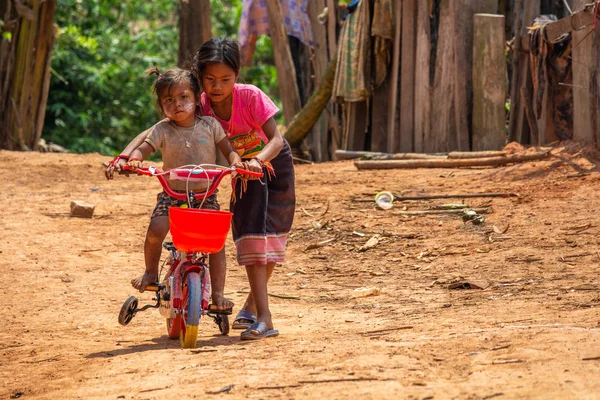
xmin=166 ymin=315 xmax=182 ymax=339
xmin=180 ymin=272 xmax=201 ymax=348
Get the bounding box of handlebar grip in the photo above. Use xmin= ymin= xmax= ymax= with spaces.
xmin=236 ymin=168 xmax=263 ymax=178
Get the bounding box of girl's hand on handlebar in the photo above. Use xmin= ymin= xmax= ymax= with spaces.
xmin=128 ymin=158 xmax=144 ymax=169
xmin=105 ymin=156 xmax=128 ymax=180
xmin=242 ymin=158 xmax=263 ymax=180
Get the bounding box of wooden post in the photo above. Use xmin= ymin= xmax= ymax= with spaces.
xmin=265 ymin=0 xmax=303 ymax=126
xmin=572 ymin=0 xmax=595 ymax=144
xmin=452 ymin=0 xmax=497 ymax=151
xmin=399 ymin=0 xmax=416 ymax=152
xmin=387 ymin=0 xmax=401 ymax=153
xmin=308 ymin=0 xmax=330 ymax=161
xmin=413 ymin=0 xmax=431 ymax=153
xmin=178 ymin=0 xmax=212 ymax=66
xmin=592 ymin=27 xmax=600 ymax=147
xmin=472 ymin=14 xmax=507 ymax=151
xmin=429 ymin=0 xmax=455 ymax=152
xmin=508 ymin=0 xmax=523 ymax=143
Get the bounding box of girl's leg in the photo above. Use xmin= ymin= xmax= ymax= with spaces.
xmin=208 ymin=248 xmax=233 ymax=310
xmin=244 ymin=263 xmax=275 ymax=330
xmin=239 ymin=262 xmax=276 ymax=315
xmin=131 ymin=216 xmax=169 ymax=292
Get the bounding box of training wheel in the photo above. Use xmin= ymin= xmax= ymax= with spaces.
xmin=118 ymin=296 xmax=139 ymax=326
xmin=215 ymin=315 xmax=230 ymax=336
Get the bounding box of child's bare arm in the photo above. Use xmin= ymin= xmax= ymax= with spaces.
xmin=128 ymin=142 xmax=155 ymax=168
xmin=105 ymin=128 xmax=152 ymax=179
xmin=256 ymin=118 xmax=283 ymax=162
xmin=217 ymin=137 xmax=243 ymax=167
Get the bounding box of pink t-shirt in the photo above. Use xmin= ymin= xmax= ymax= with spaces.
xmin=200 ymin=83 xmax=279 ymax=159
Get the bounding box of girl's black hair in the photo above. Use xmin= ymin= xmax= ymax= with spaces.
xmin=191 ymin=37 xmax=241 ymax=79
xmin=145 ymin=66 xmax=201 ymax=107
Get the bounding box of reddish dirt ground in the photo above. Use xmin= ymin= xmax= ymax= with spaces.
xmin=1 ymin=141 xmax=600 ymax=399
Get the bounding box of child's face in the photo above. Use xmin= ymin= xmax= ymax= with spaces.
xmin=159 ymin=83 xmax=199 ymax=126
xmin=201 ymin=63 xmax=237 ymax=105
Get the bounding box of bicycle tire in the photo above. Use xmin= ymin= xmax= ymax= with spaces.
xmin=180 ymin=272 xmax=201 ymax=348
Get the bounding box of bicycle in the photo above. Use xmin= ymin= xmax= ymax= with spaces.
xmin=117 ymin=164 xmax=262 ymax=348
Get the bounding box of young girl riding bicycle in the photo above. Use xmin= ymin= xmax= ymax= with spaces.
xmin=113 ymin=67 xmax=243 ymax=313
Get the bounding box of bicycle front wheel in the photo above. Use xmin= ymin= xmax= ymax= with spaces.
xmin=180 ymin=272 xmax=201 ymax=348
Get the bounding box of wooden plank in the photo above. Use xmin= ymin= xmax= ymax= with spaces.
xmin=429 ymin=0 xmax=455 ymax=152
xmin=386 ymin=0 xmax=402 ymax=153
xmin=472 ymin=14 xmax=507 ymax=151
xmin=265 ymin=0 xmax=303 ymax=126
xmin=308 ymin=0 xmax=330 ymax=161
xmin=521 ymin=86 xmax=540 ymax=145
xmin=399 ymin=0 xmax=416 ymax=152
xmin=344 ymin=102 xmax=368 ymax=151
xmin=413 ymin=0 xmax=431 ymax=153
xmin=572 ymin=0 xmax=595 ymax=144
xmin=327 ymin=0 xmax=338 ymax=60
xmin=593 ymin=27 xmax=600 ymax=147
xmin=451 ymin=0 xmax=497 ymax=151
xmin=371 ymin=77 xmax=389 ymax=152
xmin=544 ymin=2 xmax=597 ymax=43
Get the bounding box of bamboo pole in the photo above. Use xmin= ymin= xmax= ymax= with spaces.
xmin=354 ymin=151 xmax=550 ymax=170
xmin=335 ymin=149 xmax=447 ymax=160
xmin=335 ymin=149 xmax=508 ymax=160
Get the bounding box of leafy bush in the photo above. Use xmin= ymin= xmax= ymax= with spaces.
xmin=44 ymin=0 xmax=281 ymax=154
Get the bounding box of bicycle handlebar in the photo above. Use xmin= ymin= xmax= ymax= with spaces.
xmin=120 ymin=165 xmax=263 ymax=201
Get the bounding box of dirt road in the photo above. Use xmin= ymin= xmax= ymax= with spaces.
xmin=1 ymin=142 xmax=599 ymax=399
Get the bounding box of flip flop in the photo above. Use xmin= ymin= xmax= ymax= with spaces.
xmin=240 ymin=322 xmax=279 ymax=340
xmin=232 ymin=309 xmax=257 ymax=330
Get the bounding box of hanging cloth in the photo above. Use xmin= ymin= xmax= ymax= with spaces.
xmin=332 ymin=0 xmax=372 ymax=102
xmin=238 ymin=0 xmax=314 ymax=48
xmin=371 ymin=0 xmax=394 ymax=87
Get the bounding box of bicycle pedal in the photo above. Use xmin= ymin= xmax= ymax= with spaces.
xmin=207 ymin=305 xmax=233 ymax=315
xmin=144 ymin=283 xmax=161 ymax=292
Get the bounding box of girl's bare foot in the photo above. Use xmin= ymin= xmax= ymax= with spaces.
xmin=131 ymin=272 xmax=157 ymax=293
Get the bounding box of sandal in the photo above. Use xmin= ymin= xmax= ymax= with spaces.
xmin=232 ymin=309 xmax=257 ymax=330
xmin=240 ymin=322 xmax=279 ymax=340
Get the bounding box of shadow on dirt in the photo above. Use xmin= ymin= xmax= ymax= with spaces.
xmin=85 ymin=334 xmax=244 ymax=359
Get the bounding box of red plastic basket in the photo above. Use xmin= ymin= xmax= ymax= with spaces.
xmin=169 ymin=207 xmax=233 ymax=253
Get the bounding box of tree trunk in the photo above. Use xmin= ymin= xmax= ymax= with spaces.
xmin=284 ymin=56 xmax=337 ymax=148
xmin=178 ymin=0 xmax=212 ymax=67
xmin=0 ymin=0 xmax=57 ymax=151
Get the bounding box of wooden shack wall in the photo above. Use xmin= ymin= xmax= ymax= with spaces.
xmin=298 ymin=0 xmax=598 ymax=160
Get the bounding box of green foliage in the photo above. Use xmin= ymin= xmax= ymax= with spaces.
xmin=44 ymin=0 xmax=281 ymax=154
xmin=44 ymin=0 xmax=178 ymax=154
